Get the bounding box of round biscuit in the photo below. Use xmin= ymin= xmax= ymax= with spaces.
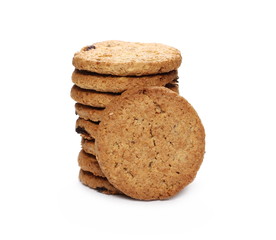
xmin=73 ymin=40 xmax=182 ymax=76
xmin=72 ymin=69 xmax=178 ymax=93
xmin=96 ymin=87 xmax=205 ymax=200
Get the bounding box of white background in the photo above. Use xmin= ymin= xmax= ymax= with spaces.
xmin=0 ymin=0 xmax=275 ymax=239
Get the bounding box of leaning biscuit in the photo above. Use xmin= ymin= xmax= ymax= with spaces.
xmin=73 ymin=40 xmax=182 ymax=76
xmin=72 ymin=69 xmax=178 ymax=93
xmin=96 ymin=87 xmax=205 ymax=200
xmin=79 ymin=169 xmax=122 ymax=195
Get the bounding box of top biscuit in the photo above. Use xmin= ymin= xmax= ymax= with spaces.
xmin=73 ymin=40 xmax=182 ymax=76
xmin=96 ymin=87 xmax=205 ymax=200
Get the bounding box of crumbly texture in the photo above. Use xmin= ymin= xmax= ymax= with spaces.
xmin=72 ymin=69 xmax=178 ymax=93
xmin=81 ymin=138 xmax=96 ymax=155
xmin=75 ymin=103 xmax=104 ymax=122
xmin=71 ymin=85 xmax=119 ymax=108
xmin=78 ymin=150 xmax=105 ymax=177
xmin=96 ymin=87 xmax=205 ymax=200
xmin=79 ymin=169 xmax=122 ymax=195
xmin=75 ymin=118 xmax=98 ymax=140
xmin=72 ymin=40 xmax=182 ymax=76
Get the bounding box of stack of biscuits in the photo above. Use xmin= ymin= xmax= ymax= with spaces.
xmin=70 ymin=40 xmax=205 ymax=200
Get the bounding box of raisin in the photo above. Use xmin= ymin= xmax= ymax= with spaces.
xmin=76 ymin=126 xmax=88 ymax=135
xmin=95 ymin=187 xmax=108 ymax=192
xmin=85 ymin=45 xmax=96 ymax=51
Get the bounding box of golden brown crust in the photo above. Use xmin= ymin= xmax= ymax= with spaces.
xmin=72 ymin=40 xmax=182 ymax=76
xmin=75 ymin=118 xmax=98 ymax=140
xmin=81 ymin=138 xmax=96 ymax=155
xmin=96 ymin=87 xmax=205 ymax=200
xmin=79 ymin=169 xmax=122 ymax=195
xmin=72 ymin=69 xmax=178 ymax=93
xmin=78 ymin=150 xmax=105 ymax=177
xmin=71 ymin=85 xmax=119 ymax=108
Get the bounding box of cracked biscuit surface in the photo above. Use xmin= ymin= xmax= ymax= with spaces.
xmin=73 ymin=40 xmax=182 ymax=76
xmin=96 ymin=87 xmax=205 ymax=200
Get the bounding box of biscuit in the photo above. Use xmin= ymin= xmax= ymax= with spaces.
xmin=96 ymin=87 xmax=205 ymax=200
xmin=75 ymin=118 xmax=98 ymax=140
xmin=72 ymin=82 xmax=179 ymax=110
xmin=78 ymin=150 xmax=104 ymax=177
xmin=73 ymin=40 xmax=182 ymax=76
xmin=79 ymin=169 xmax=122 ymax=195
xmin=71 ymin=85 xmax=119 ymax=108
xmin=74 ymin=81 xmax=178 ymax=122
xmin=81 ymin=138 xmax=96 ymax=155
xmin=75 ymin=103 xmax=104 ymax=122
xmin=72 ymin=69 xmax=178 ymax=93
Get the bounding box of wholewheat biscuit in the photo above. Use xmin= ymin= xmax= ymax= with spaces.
xmin=96 ymin=87 xmax=205 ymax=200
xmin=71 ymin=85 xmax=119 ymax=108
xmin=75 ymin=103 xmax=104 ymax=122
xmin=75 ymin=117 xmax=98 ymax=140
xmin=78 ymin=150 xmax=104 ymax=177
xmin=74 ymin=82 xmax=178 ymax=122
xmin=72 ymin=69 xmax=178 ymax=93
xmin=71 ymin=83 xmax=178 ymax=109
xmin=79 ymin=169 xmax=122 ymax=195
xmin=73 ymin=40 xmax=182 ymax=76
xmin=81 ymin=138 xmax=96 ymax=155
